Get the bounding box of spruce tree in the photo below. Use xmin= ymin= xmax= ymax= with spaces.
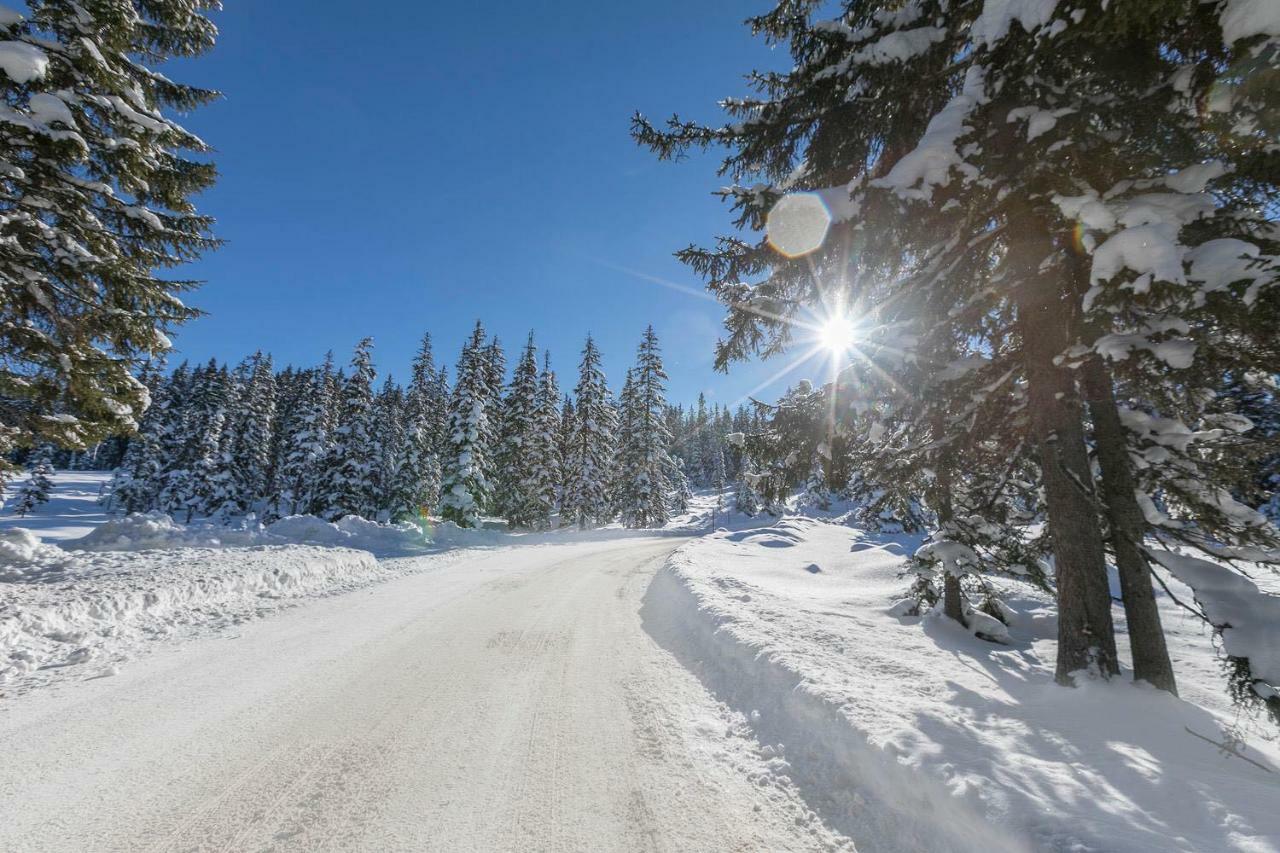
xmin=370 ymin=375 xmax=404 ymax=521
xmin=627 ymin=326 xmax=675 ymax=527
xmin=316 ymin=339 xmax=378 ymax=521
xmin=11 ymin=445 xmax=54 ymax=517
xmin=528 ymin=352 xmax=563 ymax=529
xmin=629 ymin=0 xmax=1280 ymax=687
xmin=564 ymin=336 xmax=616 ymax=529
xmin=0 ymin=1 xmax=220 ymax=486
xmin=275 ymin=368 xmax=330 ymax=516
xmin=439 ymin=323 xmax=494 ymax=527
xmin=391 ymin=335 xmax=445 ymax=522
xmin=227 ymin=352 xmax=277 ymax=514
xmin=494 ymin=334 xmax=542 ymax=527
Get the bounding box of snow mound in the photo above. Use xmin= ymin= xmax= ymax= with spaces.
xmin=266 ymin=514 xmax=426 ymax=554
xmin=72 ymin=511 xmax=267 ymax=551
xmin=646 ymin=518 xmax=1280 ymax=852
xmin=0 ymin=528 xmax=71 ymax=580
xmin=1 ymin=544 xmax=384 ymax=694
xmin=67 ymin=510 xmax=429 ymax=556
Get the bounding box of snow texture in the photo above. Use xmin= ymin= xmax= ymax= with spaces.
xmin=2 ymin=542 xmax=383 ymax=693
xmin=0 ymin=40 xmax=48 ymax=83
xmin=1219 ymin=0 xmax=1280 ymax=45
xmin=871 ymin=65 xmax=985 ymax=202
xmin=971 ymin=0 xmax=1061 ymax=48
xmin=651 ymin=516 xmax=1280 ymax=852
xmin=1151 ymin=550 xmax=1280 ymax=695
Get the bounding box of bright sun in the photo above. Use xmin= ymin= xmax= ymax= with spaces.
xmin=818 ymin=315 xmax=857 ymax=354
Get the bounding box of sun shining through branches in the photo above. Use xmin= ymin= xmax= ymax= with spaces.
xmin=818 ymin=314 xmax=857 ymax=356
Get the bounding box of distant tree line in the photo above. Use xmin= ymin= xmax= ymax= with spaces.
xmin=93 ymin=323 xmax=750 ymax=531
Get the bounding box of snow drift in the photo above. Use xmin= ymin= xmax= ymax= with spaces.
xmin=1 ymin=537 xmax=385 ymax=694
xmin=71 ymin=510 xmax=429 ymax=556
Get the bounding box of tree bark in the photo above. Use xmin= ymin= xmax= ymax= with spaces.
xmin=1081 ymin=357 xmax=1179 ymax=694
xmin=934 ymin=436 xmax=965 ymax=624
xmin=1003 ymin=196 xmax=1120 ymax=684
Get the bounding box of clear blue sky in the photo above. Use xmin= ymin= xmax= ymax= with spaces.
xmin=165 ymin=1 xmax=821 ymax=406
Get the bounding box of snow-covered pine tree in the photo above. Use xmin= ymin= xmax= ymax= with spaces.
xmin=621 ymin=327 xmax=675 ymax=528
xmin=105 ymin=361 xmax=169 ymax=513
xmin=157 ymin=360 xmax=219 ymax=517
xmin=439 ymin=323 xmax=495 ymax=527
xmin=634 ymin=0 xmax=1267 ymax=686
xmin=528 ymin=352 xmax=563 ymax=529
xmin=563 ymin=336 xmax=616 ymax=529
xmin=370 ymin=375 xmax=405 ymax=521
xmin=316 ymin=339 xmax=378 ymax=521
xmin=0 ymin=1 xmax=220 ymax=488
xmin=558 ymin=394 xmax=577 ymax=500
xmin=613 ymin=369 xmax=639 ymax=523
xmin=226 ymin=352 xmax=277 ymax=515
xmin=273 ymin=368 xmax=330 ymax=516
xmin=494 ymin=334 xmax=542 ymax=528
xmin=11 ymin=445 xmax=54 ymax=517
xmin=798 ymin=456 xmax=833 ymax=512
xmin=388 ymin=334 xmax=445 ymax=522
xmin=479 ymin=336 xmax=507 ymax=495
xmin=197 ymin=407 xmax=238 ymax=522
xmin=428 ymin=366 xmax=451 ymax=458
xmin=669 ymin=455 xmax=692 ymax=515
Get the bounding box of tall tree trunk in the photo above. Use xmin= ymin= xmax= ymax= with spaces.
xmin=1006 ymin=200 xmax=1120 ymax=684
xmin=1058 ymin=243 xmax=1178 ymax=694
xmin=931 ymin=413 xmax=965 ymax=624
xmin=1081 ymin=358 xmax=1179 ymax=694
xmin=936 ymin=468 xmax=965 ymax=624
xmin=1017 ymin=291 xmax=1120 ymax=683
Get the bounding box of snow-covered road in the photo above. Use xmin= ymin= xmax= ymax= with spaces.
xmin=0 ymin=537 xmax=848 ymax=852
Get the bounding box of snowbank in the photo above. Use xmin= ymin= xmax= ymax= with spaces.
xmin=1 ymin=542 xmax=385 ymax=694
xmin=646 ymin=517 xmax=1280 ymax=852
xmin=70 ymin=510 xmax=429 ymax=556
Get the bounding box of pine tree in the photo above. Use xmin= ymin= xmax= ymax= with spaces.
xmin=227 ymin=352 xmax=277 ymax=515
xmin=494 ymin=334 xmax=542 ymax=527
xmin=613 ymin=369 xmax=639 ymax=523
xmin=316 ymin=339 xmax=378 ymax=521
xmin=370 ymin=375 xmax=404 ymax=521
xmin=479 ymin=336 xmax=507 ymax=494
xmin=439 ymin=323 xmax=494 ymax=527
xmin=158 ymin=361 xmax=223 ymax=518
xmin=105 ymin=361 xmax=169 ymax=513
xmin=626 ymin=327 xmax=675 ymax=527
xmin=563 ymin=336 xmax=616 ymax=529
xmin=0 ymin=1 xmax=220 ymax=489
xmin=631 ymin=0 xmax=1280 ymax=686
xmin=275 ymin=368 xmax=330 ymax=516
xmin=390 ymin=335 xmax=445 ymax=522
xmin=11 ymin=445 xmax=54 ymax=517
xmin=528 ymin=352 xmax=563 ymax=529
xmin=558 ymin=394 xmax=577 ymax=504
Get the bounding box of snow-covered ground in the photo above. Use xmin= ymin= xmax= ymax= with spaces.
xmin=0 ymin=469 xmax=113 ymax=543
xmin=6 ymin=473 xmax=1278 ymax=850
xmin=0 ymin=471 xmax=445 ymax=695
xmin=650 ymin=516 xmax=1280 ymax=852
xmin=0 ymin=537 xmax=852 ymax=852
xmin=0 ymin=472 xmax=710 ymax=696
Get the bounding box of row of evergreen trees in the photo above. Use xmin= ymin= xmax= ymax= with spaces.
xmin=103 ymin=323 xmax=742 ymax=530
xmin=633 ymin=0 xmax=1280 ymax=712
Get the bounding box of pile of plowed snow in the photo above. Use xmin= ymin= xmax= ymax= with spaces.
xmin=70 ymin=510 xmax=428 ymax=556
xmin=1 ymin=542 xmax=385 ymax=694
xmin=645 ymin=517 xmax=1280 ymax=853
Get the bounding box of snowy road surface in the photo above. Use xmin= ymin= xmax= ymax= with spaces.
xmin=0 ymin=537 xmax=849 ymax=852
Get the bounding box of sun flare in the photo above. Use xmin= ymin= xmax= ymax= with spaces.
xmin=817 ymin=314 xmax=857 ymax=355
